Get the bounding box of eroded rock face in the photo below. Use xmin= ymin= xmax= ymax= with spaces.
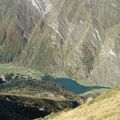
xmin=0 ymin=0 xmax=40 ymax=62
xmin=0 ymin=0 xmax=120 ymax=86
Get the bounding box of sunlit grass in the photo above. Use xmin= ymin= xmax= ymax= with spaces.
xmin=47 ymin=88 xmax=120 ymax=120
xmin=0 ymin=64 xmax=43 ymax=79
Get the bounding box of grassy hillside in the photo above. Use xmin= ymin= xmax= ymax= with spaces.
xmin=45 ymin=88 xmax=120 ymax=120
xmin=0 ymin=64 xmax=42 ymax=79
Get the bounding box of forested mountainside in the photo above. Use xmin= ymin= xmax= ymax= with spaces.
xmin=0 ymin=0 xmax=120 ymax=86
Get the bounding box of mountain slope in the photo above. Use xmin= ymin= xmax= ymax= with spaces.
xmin=18 ymin=0 xmax=120 ymax=86
xmin=0 ymin=0 xmax=120 ymax=86
xmin=45 ymin=88 xmax=120 ymax=120
xmin=0 ymin=0 xmax=40 ymax=62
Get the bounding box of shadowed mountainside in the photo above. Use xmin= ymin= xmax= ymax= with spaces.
xmin=0 ymin=94 xmax=79 ymax=120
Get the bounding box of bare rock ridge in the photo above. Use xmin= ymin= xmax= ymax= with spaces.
xmin=0 ymin=0 xmax=120 ymax=86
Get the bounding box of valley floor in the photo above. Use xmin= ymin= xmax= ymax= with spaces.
xmin=0 ymin=64 xmax=108 ymax=94
xmin=0 ymin=64 xmax=112 ymax=120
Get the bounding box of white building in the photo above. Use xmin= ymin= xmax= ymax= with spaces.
xmin=0 ymin=73 xmax=6 ymax=82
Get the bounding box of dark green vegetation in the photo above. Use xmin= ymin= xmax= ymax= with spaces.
xmin=0 ymin=73 xmax=82 ymax=101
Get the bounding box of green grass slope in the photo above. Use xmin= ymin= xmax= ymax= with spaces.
xmin=46 ymin=88 xmax=120 ymax=120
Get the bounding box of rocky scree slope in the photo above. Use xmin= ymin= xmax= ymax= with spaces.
xmin=0 ymin=0 xmax=120 ymax=86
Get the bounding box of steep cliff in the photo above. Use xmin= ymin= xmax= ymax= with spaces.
xmin=0 ymin=0 xmax=120 ymax=86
